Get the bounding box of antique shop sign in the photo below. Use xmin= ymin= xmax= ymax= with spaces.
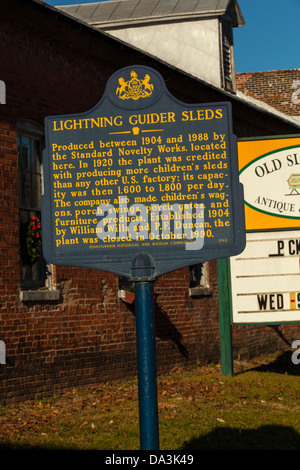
xmin=228 ymin=136 xmax=300 ymax=324
xmin=42 ymin=66 xmax=245 ymax=278
xmin=238 ymin=136 xmax=300 ymax=231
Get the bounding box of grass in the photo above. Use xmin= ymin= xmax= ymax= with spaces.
xmin=0 ymin=349 xmax=299 ymax=450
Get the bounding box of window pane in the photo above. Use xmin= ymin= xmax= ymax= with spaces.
xmin=33 ymin=140 xmax=41 ymax=173
xmin=19 ymin=136 xmax=31 ymax=171
xmin=19 ymin=209 xmax=29 ymax=225
xmin=20 ymin=172 xmax=32 ymax=207
xmin=32 ymin=174 xmax=41 ymax=208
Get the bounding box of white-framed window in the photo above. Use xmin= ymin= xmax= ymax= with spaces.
xmin=17 ymin=121 xmax=60 ymax=301
xmin=18 ymin=121 xmax=46 ymax=288
xmin=189 ymin=263 xmax=211 ymax=296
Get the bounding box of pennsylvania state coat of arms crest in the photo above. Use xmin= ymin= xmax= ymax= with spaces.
xmin=116 ymin=71 xmax=153 ymax=100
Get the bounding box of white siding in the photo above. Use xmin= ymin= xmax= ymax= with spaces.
xmin=110 ymin=19 xmax=221 ymax=87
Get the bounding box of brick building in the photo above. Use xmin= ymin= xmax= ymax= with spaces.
xmin=236 ymin=69 xmax=300 ymax=118
xmin=1 ymin=0 xmax=300 ymax=402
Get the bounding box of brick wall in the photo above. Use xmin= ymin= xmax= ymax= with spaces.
xmin=236 ymin=69 xmax=300 ymax=116
xmin=1 ymin=0 xmax=300 ymax=402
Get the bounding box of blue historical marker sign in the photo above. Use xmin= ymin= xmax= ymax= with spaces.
xmin=42 ymin=65 xmax=245 ymax=279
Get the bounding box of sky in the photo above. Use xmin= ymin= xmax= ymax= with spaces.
xmin=45 ymin=0 xmax=300 ymax=74
xmin=234 ymin=0 xmax=300 ymax=72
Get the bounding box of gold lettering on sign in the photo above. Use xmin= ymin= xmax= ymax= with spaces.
xmin=49 ymin=102 xmax=235 ymax=251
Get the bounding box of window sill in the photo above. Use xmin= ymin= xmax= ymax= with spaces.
xmin=118 ymin=289 xmax=159 ymax=304
xmin=118 ymin=289 xmax=135 ymax=304
xmin=20 ymin=289 xmax=60 ymax=302
xmin=189 ymin=286 xmax=212 ymax=297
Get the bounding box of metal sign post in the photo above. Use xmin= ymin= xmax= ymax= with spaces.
xmin=135 ymin=279 xmax=159 ymax=449
xmin=132 ymin=253 xmax=159 ymax=450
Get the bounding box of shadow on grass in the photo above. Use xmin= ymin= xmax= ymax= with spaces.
xmin=181 ymin=425 xmax=300 ymax=450
xmin=244 ymin=350 xmax=300 ymax=377
xmin=0 ymin=424 xmax=299 ymax=450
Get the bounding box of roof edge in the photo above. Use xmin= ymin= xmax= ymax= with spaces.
xmin=88 ymin=11 xmax=229 ymax=29
xmin=57 ymin=0 xmax=245 ymax=29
